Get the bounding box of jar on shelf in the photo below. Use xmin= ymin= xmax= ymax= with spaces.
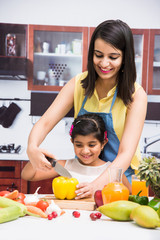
xmin=5 ymin=34 xmax=16 ymax=56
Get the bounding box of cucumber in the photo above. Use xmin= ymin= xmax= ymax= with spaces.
xmin=0 ymin=196 xmax=27 ymax=216
xmin=0 ymin=206 xmax=22 ymax=224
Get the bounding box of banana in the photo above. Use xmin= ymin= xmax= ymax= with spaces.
xmin=97 ymin=200 xmax=140 ymax=221
xmin=130 ymin=205 xmax=160 ymax=229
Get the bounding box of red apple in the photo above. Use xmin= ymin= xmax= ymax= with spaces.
xmin=94 ymin=190 xmax=103 ymax=207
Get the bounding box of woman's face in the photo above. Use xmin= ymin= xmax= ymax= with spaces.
xmin=93 ymin=38 xmax=123 ymax=83
xmin=72 ymin=134 xmax=104 ymax=166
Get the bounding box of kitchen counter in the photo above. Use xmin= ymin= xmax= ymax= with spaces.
xmin=0 ymin=206 xmax=159 ymax=240
xmin=0 ymin=149 xmax=29 ymax=161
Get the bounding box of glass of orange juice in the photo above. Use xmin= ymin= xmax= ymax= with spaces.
xmin=132 ymin=174 xmax=148 ymax=196
xmin=102 ymin=168 xmax=129 ymax=204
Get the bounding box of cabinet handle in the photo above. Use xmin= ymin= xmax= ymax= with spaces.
xmin=6 ymin=183 xmax=18 ymax=192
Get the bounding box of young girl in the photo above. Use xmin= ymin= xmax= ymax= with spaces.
xmin=21 ymin=113 xmax=131 ymax=195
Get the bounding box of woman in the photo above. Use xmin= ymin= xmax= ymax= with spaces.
xmin=26 ymin=20 xmax=147 ymax=198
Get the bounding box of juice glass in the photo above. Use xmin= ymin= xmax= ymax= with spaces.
xmin=102 ymin=168 xmax=129 ymax=204
xmin=132 ymin=174 xmax=148 ymax=196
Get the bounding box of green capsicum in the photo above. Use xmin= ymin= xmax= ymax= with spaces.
xmin=148 ymin=198 xmax=160 ymax=211
xmin=128 ymin=190 xmax=149 ymax=205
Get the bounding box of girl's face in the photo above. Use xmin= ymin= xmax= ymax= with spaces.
xmin=72 ymin=134 xmax=105 ymax=166
xmin=93 ymin=38 xmax=123 ymax=83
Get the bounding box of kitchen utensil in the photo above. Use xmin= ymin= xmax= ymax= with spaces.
xmin=40 ymin=195 xmax=96 ymax=211
xmin=46 ymin=157 xmax=72 ymax=178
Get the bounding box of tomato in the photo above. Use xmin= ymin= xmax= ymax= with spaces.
xmin=17 ymin=192 xmax=26 ymax=200
xmin=0 ymin=191 xmax=10 ymax=196
xmin=36 ymin=200 xmax=49 ymax=212
xmin=14 ymin=198 xmax=25 ymax=204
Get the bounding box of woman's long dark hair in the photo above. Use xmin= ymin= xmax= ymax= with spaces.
xmin=81 ymin=19 xmax=136 ymax=106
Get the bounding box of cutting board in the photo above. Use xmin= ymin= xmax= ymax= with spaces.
xmin=40 ymin=195 xmax=96 ymax=211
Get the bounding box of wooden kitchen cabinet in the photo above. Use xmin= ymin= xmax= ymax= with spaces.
xmin=131 ymin=29 xmax=149 ymax=92
xmin=0 ymin=160 xmax=53 ymax=194
xmin=27 ymin=179 xmax=53 ymax=194
xmin=148 ymin=29 xmax=160 ymax=94
xmin=0 ymin=160 xmax=27 ymax=193
xmin=0 ymin=23 xmax=28 ymax=79
xmin=28 ymin=24 xmax=88 ymax=91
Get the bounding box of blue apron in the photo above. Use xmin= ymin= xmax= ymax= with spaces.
xmin=77 ymin=88 xmax=134 ymax=183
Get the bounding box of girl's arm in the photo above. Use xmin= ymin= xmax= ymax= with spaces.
xmin=21 ymin=160 xmax=66 ymax=181
xmin=27 ymin=77 xmax=75 ymax=171
xmin=75 ymin=87 xmax=147 ymax=198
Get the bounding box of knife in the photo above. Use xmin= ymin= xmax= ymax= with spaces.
xmin=46 ymin=156 xmax=72 ymax=178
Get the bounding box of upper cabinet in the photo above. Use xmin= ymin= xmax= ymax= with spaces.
xmin=148 ymin=29 xmax=160 ymax=94
xmin=0 ymin=23 xmax=28 ymax=80
xmin=132 ymin=29 xmax=149 ymax=92
xmin=28 ymin=25 xmax=88 ymax=91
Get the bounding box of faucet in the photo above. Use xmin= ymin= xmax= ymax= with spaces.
xmin=143 ymin=135 xmax=160 ymax=153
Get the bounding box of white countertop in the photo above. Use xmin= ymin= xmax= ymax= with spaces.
xmin=0 ymin=209 xmax=159 ymax=240
xmin=0 ymin=148 xmax=29 ymax=161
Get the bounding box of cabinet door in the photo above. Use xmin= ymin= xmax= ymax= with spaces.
xmin=0 ymin=179 xmax=21 ymax=192
xmin=27 ymin=179 xmax=53 ymax=194
xmin=148 ymin=29 xmax=160 ymax=94
xmin=0 ymin=160 xmax=21 ymax=178
xmin=28 ymin=25 xmax=88 ymax=91
xmin=132 ymin=29 xmax=149 ymax=91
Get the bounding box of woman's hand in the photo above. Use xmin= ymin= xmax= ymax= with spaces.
xmin=27 ymin=146 xmax=56 ymax=171
xmin=75 ymin=182 xmax=95 ymax=199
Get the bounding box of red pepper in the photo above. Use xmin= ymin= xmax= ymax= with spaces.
xmin=0 ymin=191 xmax=10 ymax=196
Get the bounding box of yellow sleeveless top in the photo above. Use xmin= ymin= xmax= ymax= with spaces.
xmin=74 ymin=71 xmax=142 ymax=170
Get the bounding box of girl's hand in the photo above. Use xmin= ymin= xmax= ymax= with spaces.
xmin=75 ymin=182 xmax=95 ymax=199
xmin=27 ymin=146 xmax=56 ymax=171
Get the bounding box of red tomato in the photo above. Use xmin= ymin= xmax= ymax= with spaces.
xmin=36 ymin=200 xmax=49 ymax=212
xmin=0 ymin=191 xmax=10 ymax=196
xmin=17 ymin=192 xmax=26 ymax=200
xmin=14 ymin=198 xmax=25 ymax=204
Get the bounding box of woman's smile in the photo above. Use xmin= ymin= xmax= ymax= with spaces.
xmin=99 ymin=67 xmax=113 ymax=74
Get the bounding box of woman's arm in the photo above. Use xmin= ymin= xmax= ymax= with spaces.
xmin=75 ymin=87 xmax=147 ymax=198
xmin=21 ymin=160 xmax=66 ymax=181
xmin=27 ymin=77 xmax=75 ymax=170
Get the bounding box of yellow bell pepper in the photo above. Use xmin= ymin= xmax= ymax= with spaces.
xmin=52 ymin=176 xmax=79 ymax=200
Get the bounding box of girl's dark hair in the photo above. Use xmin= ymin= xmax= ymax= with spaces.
xmin=71 ymin=113 xmax=106 ymax=143
xmin=81 ymin=19 xmax=136 ymax=106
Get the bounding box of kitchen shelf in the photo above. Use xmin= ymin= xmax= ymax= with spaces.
xmin=34 ymin=52 xmax=82 ymax=58
xmin=153 ymin=61 xmax=160 ymax=67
